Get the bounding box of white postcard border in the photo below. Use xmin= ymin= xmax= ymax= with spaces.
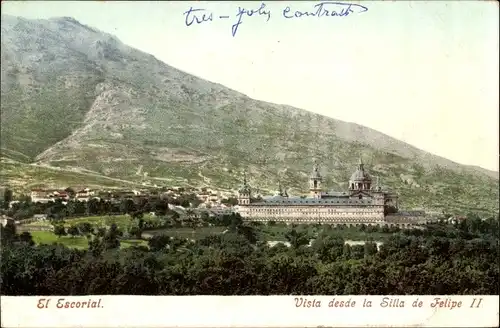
xmin=1 ymin=295 xmax=499 ymax=328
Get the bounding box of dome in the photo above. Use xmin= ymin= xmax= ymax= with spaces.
xmin=349 ymin=157 xmax=372 ymax=182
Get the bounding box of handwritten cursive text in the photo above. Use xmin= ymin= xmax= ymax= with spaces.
xmin=183 ymin=7 xmax=213 ymax=26
xmin=283 ymin=2 xmax=368 ymax=19
xmin=232 ymin=3 xmax=271 ymax=37
xmin=182 ymin=2 xmax=369 ymax=37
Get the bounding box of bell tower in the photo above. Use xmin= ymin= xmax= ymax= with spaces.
xmin=309 ymin=161 xmax=322 ymax=199
xmin=237 ymin=172 xmax=251 ymax=205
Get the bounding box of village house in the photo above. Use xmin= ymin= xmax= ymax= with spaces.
xmin=209 ymin=204 xmax=234 ymax=216
xmin=196 ymin=187 xmax=222 ymax=205
xmin=208 ymin=192 xmax=219 ymax=204
xmin=30 ymin=189 xmax=52 ymax=203
xmin=51 ymin=190 xmax=69 ymax=201
xmin=30 ymin=189 xmax=70 ymax=202
xmin=76 ymin=188 xmax=94 ymax=197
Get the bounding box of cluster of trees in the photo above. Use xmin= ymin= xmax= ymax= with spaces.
xmin=1 ymin=213 xmax=498 ymax=295
xmin=0 ymin=186 xmax=209 ymax=222
xmin=2 ymin=196 xmax=177 ymax=221
xmin=51 ymin=215 xmax=173 ymax=240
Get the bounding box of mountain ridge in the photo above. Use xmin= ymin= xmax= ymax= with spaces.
xmin=1 ymin=15 xmax=498 ymax=215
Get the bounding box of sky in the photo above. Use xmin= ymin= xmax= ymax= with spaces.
xmin=2 ymin=1 xmax=499 ymax=172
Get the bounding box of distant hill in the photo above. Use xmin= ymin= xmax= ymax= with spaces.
xmin=1 ymin=15 xmax=498 ymax=215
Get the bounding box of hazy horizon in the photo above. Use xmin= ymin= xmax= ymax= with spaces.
xmin=2 ymin=1 xmax=498 ymax=172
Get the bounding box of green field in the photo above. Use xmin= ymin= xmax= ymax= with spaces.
xmin=31 ymin=230 xmax=89 ymax=249
xmin=26 ymin=214 xmax=396 ymax=249
xmin=27 ymin=214 xmax=160 ymax=230
xmin=142 ymin=226 xmax=226 ymax=239
xmin=31 ymin=230 xmax=149 ymax=249
xmin=26 ymin=214 xmax=160 ymax=249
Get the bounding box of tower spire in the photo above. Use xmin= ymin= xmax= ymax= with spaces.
xmin=358 ymin=157 xmax=364 ymax=170
xmin=309 ymin=160 xmax=322 ymax=199
xmin=238 ymin=170 xmax=251 ymax=205
xmin=312 ymin=159 xmax=320 ymax=174
xmin=376 ymin=176 xmax=381 ymax=191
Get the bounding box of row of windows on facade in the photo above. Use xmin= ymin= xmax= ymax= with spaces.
xmin=242 ymin=199 xmax=382 ymax=204
xmin=247 ymin=209 xmax=383 ymax=214
xmin=246 ymin=217 xmax=384 ymax=222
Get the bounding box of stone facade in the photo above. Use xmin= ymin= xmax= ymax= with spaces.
xmin=236 ymin=159 xmax=410 ymax=226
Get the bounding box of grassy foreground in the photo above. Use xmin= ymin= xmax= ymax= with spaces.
xmin=31 ymin=230 xmax=149 ymax=249
xmin=27 ymin=214 xmax=159 ymax=229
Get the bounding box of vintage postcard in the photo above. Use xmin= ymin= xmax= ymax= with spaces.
xmin=0 ymin=1 xmax=499 ymax=327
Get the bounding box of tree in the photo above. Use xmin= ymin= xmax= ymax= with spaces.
xmin=67 ymin=225 xmax=80 ymax=238
xmin=152 ymin=199 xmax=168 ymax=216
xmin=285 ymin=229 xmax=310 ymax=249
xmin=77 ymin=222 xmax=93 ymax=236
xmin=88 ymin=236 xmax=104 ymax=257
xmin=86 ymin=198 xmax=99 ymax=216
xmin=66 ymin=201 xmax=77 ymax=217
xmin=102 ymin=224 xmax=122 ymax=250
xmin=120 ymin=199 xmax=136 ymax=214
xmin=364 ymin=240 xmax=379 ymax=257
xmin=18 ymin=232 xmax=35 ymax=246
xmin=148 ymin=234 xmax=171 ymax=252
xmin=228 ymin=213 xmax=244 ymax=232
xmin=93 ymin=227 xmax=106 ymax=238
xmin=1 ymin=210 xmax=499 ymax=296
xmin=53 ymin=225 xmax=67 ymax=238
xmin=131 ymin=210 xmax=144 ymax=220
xmin=312 ymin=235 xmax=345 ymax=262
xmin=129 ymin=225 xmax=143 ymax=239
xmin=3 ymin=189 xmax=13 ymax=209
xmin=235 ymin=224 xmax=258 ymax=244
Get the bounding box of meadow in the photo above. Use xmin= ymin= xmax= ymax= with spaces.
xmin=30 ymin=230 xmax=149 ymax=249
xmin=26 ymin=214 xmax=159 ymax=249
xmin=27 ymin=214 xmax=159 ymax=229
xmin=25 ymin=214 xmax=398 ymax=250
xmin=142 ymin=226 xmax=226 ymax=239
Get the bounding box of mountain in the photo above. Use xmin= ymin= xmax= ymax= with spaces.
xmin=1 ymin=15 xmax=498 ymax=215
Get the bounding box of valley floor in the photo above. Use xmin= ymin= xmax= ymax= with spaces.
xmin=23 ymin=214 xmax=396 ymax=250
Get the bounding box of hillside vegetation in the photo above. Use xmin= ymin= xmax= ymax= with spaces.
xmin=1 ymin=15 xmax=498 ymax=215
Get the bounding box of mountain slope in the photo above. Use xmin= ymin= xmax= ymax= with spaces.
xmin=1 ymin=15 xmax=498 ymax=215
